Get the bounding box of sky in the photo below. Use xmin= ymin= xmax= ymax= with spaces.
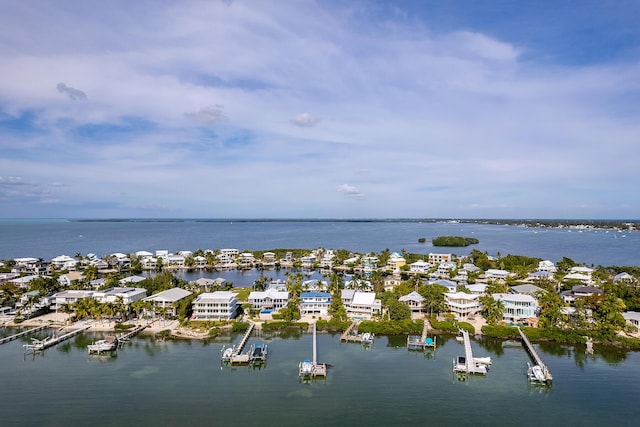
xmin=1 ymin=0 xmax=639 ymax=219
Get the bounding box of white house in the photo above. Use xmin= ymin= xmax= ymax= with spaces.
xmin=119 ymin=275 xmax=147 ymax=285
xmin=398 ymin=291 xmax=424 ymax=313
xmin=436 ymin=262 xmax=457 ymax=277
xmin=58 ymin=272 xmax=84 ymax=287
xmin=300 ymin=292 xmax=331 ymax=316
xmin=622 ymin=311 xmax=640 ymax=329
xmin=49 ymin=290 xmax=94 ymax=310
xmin=485 ymin=269 xmax=510 ymax=280
xmin=192 ymin=291 xmax=237 ymax=320
xmin=410 ymin=260 xmax=432 ymax=274
xmin=93 ymin=287 xmax=147 ymax=305
xmin=248 ymin=288 xmax=289 ymax=313
xmin=319 ymin=250 xmax=335 ymax=268
xmin=341 ymin=290 xmax=382 ymax=320
xmin=537 ymin=260 xmax=557 ymax=273
xmin=143 ymin=287 xmax=192 ymax=317
xmin=217 ymin=249 xmax=239 ymax=265
xmin=444 ymin=292 xmax=481 ymax=319
xmin=51 ymin=255 xmax=77 ymax=270
xmin=493 ymin=293 xmax=538 ymax=322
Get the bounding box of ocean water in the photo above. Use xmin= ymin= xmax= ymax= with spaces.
xmin=1 ymin=328 xmax=638 ymax=427
xmin=1 ymin=219 xmax=639 ymax=266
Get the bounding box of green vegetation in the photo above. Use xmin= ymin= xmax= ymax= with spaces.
xmin=316 ymin=318 xmax=351 ymax=332
xmin=114 ymin=323 xmax=135 ymax=330
xmin=432 ymin=236 xmax=479 ymax=247
xmin=261 ymin=321 xmax=309 ymax=331
xmin=429 ymin=317 xmax=475 ymax=334
xmin=358 ymin=319 xmax=424 ymax=335
xmin=418 ymin=237 xmax=426 ymax=243
xmin=231 ymin=321 xmax=250 ymax=332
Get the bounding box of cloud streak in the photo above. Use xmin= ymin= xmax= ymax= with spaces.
xmin=56 ymin=83 xmax=87 ymax=100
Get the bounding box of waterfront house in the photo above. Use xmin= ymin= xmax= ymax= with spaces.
xmin=444 ymin=292 xmax=481 ymax=319
xmin=362 ymin=256 xmax=379 ymax=272
xmin=13 ymin=257 xmax=48 ymax=275
xmin=398 ymin=291 xmax=424 ymax=313
xmin=248 ymin=288 xmax=289 ymax=313
xmin=410 ymin=260 xmax=432 ymax=274
xmin=119 ymin=275 xmax=147 ymax=286
xmin=89 ymin=278 xmax=106 ymax=289
xmin=238 ymin=252 xmax=256 ymax=268
xmin=192 ymin=277 xmax=227 ymax=291
xmin=164 ymin=254 xmax=186 ymax=267
xmin=0 ymin=272 xmax=19 ymax=285
xmin=91 ymin=258 xmax=109 ymax=270
xmin=261 ymin=252 xmax=276 ymax=268
xmin=466 ymin=283 xmax=488 ymax=295
xmin=429 ymin=253 xmax=452 ymax=264
xmin=143 ymin=287 xmax=192 ymax=317
xmin=51 ymin=255 xmax=78 ymax=271
xmin=93 ymin=287 xmax=147 ymax=305
xmin=342 ymin=256 xmax=360 ymax=267
xmin=193 ymin=256 xmax=207 ymax=268
xmin=49 ymin=290 xmax=94 ymax=310
xmin=300 ymin=292 xmax=331 ymax=316
xmin=300 ymin=254 xmax=317 ymax=269
xmin=492 ymin=293 xmax=539 ymax=323
xmin=622 ymin=311 xmax=640 ymax=329
xmin=319 ymin=250 xmax=335 ymax=268
xmin=192 ymin=291 xmax=238 ymax=320
xmin=217 ymin=249 xmax=239 ymax=265
xmin=341 ymin=290 xmax=382 ymax=320
xmin=141 ymin=257 xmax=158 ymax=269
xmin=8 ymin=275 xmax=45 ymax=289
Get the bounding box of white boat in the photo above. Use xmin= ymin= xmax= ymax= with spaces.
xmin=221 ymin=346 xmax=235 ymax=361
xmin=87 ymin=336 xmax=118 ymax=354
xmin=299 ymin=359 xmax=314 ymax=377
xmin=528 ymin=363 xmax=546 ymax=383
xmin=473 ymin=356 xmax=492 ymax=366
xmin=360 ymin=332 xmax=374 ymax=344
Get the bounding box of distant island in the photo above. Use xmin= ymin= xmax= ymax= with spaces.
xmin=431 ymin=236 xmax=479 ymax=247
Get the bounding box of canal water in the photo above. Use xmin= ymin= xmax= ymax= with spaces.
xmin=1 ymin=327 xmax=638 ymax=426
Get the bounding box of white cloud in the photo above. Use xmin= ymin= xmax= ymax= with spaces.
xmin=290 ymin=112 xmax=321 ymax=127
xmin=56 ymin=82 xmax=87 ymax=100
xmin=337 ymin=184 xmax=365 ymax=199
xmin=185 ymin=106 xmax=227 ymax=124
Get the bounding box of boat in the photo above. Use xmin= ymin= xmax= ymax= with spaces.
xmin=360 ymin=332 xmax=374 ymax=345
xmin=528 ymin=363 xmax=546 ymax=383
xmin=251 ymin=343 xmax=268 ymax=363
xmin=221 ymin=346 xmax=235 ymax=362
xmin=299 ymin=359 xmax=314 ymax=377
xmin=473 ymin=356 xmax=492 ymax=366
xmin=87 ymin=335 xmax=118 ymax=354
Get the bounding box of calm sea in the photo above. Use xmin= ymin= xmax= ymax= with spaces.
xmin=1 ymin=219 xmax=639 ymax=266
xmin=1 ymin=328 xmax=638 ymax=427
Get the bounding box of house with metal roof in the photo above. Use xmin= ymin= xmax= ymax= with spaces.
xmin=399 ymin=291 xmax=424 ymax=312
xmin=300 ymin=292 xmax=331 ymax=316
xmin=192 ymin=291 xmax=238 ymax=320
xmin=143 ymin=287 xmax=192 ymax=317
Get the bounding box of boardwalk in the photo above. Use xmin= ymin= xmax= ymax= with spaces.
xmin=299 ymin=322 xmax=326 ymax=378
xmin=517 ymin=327 xmax=553 ymax=384
xmin=23 ymin=326 xmax=91 ymax=354
xmin=0 ymin=325 xmax=48 ymax=345
xmin=340 ymin=320 xmax=359 ymax=342
xmin=453 ymin=330 xmax=491 ymax=375
xmin=407 ymin=320 xmax=436 ymax=350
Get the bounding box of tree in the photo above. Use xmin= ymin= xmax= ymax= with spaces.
xmin=479 ymin=295 xmax=504 ymax=325
xmin=387 ymin=299 xmax=411 ymax=321
xmin=536 ymin=290 xmax=566 ymax=328
xmin=418 ymin=284 xmax=448 ymax=316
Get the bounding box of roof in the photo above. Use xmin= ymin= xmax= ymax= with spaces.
xmin=399 ymin=291 xmax=424 ymax=303
xmin=352 ymin=291 xmax=376 ymax=305
xmin=249 ymin=288 xmax=289 ymax=300
xmin=623 ymin=311 xmax=640 ymax=321
xmin=120 ymin=275 xmax=147 ymax=284
xmin=510 ymin=284 xmax=543 ymax=295
xmin=301 ymin=292 xmax=331 ymax=298
xmin=195 ymin=291 xmax=237 ymax=302
xmin=493 ymin=293 xmax=537 ymax=303
xmin=144 ymin=287 xmax=192 ymax=303
xmin=445 ymin=292 xmax=479 ymax=300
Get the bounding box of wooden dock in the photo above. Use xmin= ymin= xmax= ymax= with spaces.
xmin=340 ymin=320 xmax=359 ymax=342
xmin=453 ymin=330 xmax=491 ymax=375
xmin=23 ymin=326 xmax=91 ymax=354
xmin=0 ymin=325 xmax=48 ymax=345
xmin=299 ymin=322 xmax=326 ymax=378
xmin=407 ymin=320 xmax=436 ymax=350
xmin=517 ymin=327 xmax=553 ymax=384
xmin=221 ymin=322 xmax=255 ymax=364
xmin=117 ymin=324 xmax=147 ymax=342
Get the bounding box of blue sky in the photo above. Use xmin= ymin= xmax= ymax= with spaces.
xmin=1 ymin=0 xmax=639 ymax=219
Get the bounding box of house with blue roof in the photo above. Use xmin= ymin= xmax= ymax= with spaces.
xmin=300 ymin=292 xmax=331 ymax=316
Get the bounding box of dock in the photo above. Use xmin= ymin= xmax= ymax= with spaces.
xmin=0 ymin=325 xmax=48 ymax=345
xmin=517 ymin=327 xmax=553 ymax=384
xmin=299 ymin=322 xmax=326 ymax=378
xmin=23 ymin=326 xmax=91 ymax=354
xmin=117 ymin=324 xmax=147 ymax=342
xmin=340 ymin=320 xmax=359 ymax=342
xmin=452 ymin=330 xmax=491 ymax=375
xmin=221 ymin=322 xmax=255 ymax=364
xmin=407 ymin=320 xmax=436 ymax=350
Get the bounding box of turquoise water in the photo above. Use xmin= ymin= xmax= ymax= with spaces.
xmin=1 ymin=328 xmax=639 ymax=426
xmin=1 ymin=219 xmax=639 ymax=265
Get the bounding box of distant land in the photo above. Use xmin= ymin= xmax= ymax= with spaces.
xmin=68 ymin=218 xmax=640 ymax=230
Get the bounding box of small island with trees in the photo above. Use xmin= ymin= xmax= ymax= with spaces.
xmin=431 ymin=236 xmax=479 ymax=247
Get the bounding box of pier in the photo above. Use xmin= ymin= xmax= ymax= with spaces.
xmin=221 ymin=322 xmax=255 ymax=364
xmin=340 ymin=320 xmax=359 ymax=342
xmin=517 ymin=327 xmax=553 ymax=384
xmin=0 ymin=325 xmax=48 ymax=345
xmin=23 ymin=326 xmax=91 ymax=355
xmin=407 ymin=320 xmax=436 ymax=350
xmin=299 ymin=322 xmax=326 ymax=378
xmin=452 ymin=330 xmax=491 ymax=375
xmin=117 ymin=324 xmax=147 ymax=342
